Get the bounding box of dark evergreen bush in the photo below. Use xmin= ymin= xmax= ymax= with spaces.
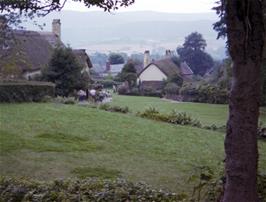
xmin=0 ymin=81 xmax=55 ymax=103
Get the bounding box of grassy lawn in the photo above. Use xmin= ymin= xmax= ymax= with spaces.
xmin=111 ymin=95 xmax=266 ymax=127
xmin=0 ymin=98 xmax=266 ymax=193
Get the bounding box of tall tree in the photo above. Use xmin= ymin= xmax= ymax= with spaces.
xmin=183 ymin=32 xmax=207 ymax=51
xmin=220 ymin=0 xmax=264 ymax=201
xmin=109 ymin=53 xmax=125 ymax=65
xmin=119 ymin=61 xmax=137 ymax=88
xmin=177 ymin=32 xmax=214 ymax=76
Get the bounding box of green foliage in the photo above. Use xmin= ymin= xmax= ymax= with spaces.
xmin=119 ymin=62 xmax=138 ymax=88
xmin=167 ymin=74 xmax=183 ymax=87
xmin=141 ymin=88 xmax=162 ymax=97
xmin=42 ymin=47 xmax=88 ymax=97
xmin=188 ymin=165 xmax=224 ymax=202
xmin=117 ymin=85 xmax=129 ymax=95
xmin=258 ymin=173 xmax=266 ymax=201
xmin=183 ymin=32 xmax=207 ymax=51
xmin=0 ymin=177 xmax=184 ymax=202
xmin=188 ymin=167 xmax=266 ymax=202
xmin=99 ymin=104 xmax=129 ymax=113
xmin=0 ymin=0 xmax=135 ymax=17
xmin=137 ymin=107 xmax=201 ymax=127
xmin=164 ymin=82 xmax=180 ymax=95
xmin=109 ymin=53 xmax=125 ymax=65
xmin=96 ymin=79 xmax=119 ymax=89
xmin=177 ymin=32 xmax=214 ymax=76
xmin=181 ymin=83 xmax=228 ymax=104
xmin=0 ymin=80 xmax=55 ymax=103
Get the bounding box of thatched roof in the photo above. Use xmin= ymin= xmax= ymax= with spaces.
xmin=180 ymin=62 xmax=193 ymax=76
xmin=139 ymin=58 xmax=179 ymax=78
xmin=0 ymin=30 xmax=92 ymax=78
xmin=138 ymin=57 xmax=194 ymax=78
xmin=153 ymin=58 xmax=181 ymax=77
xmin=38 ymin=31 xmax=63 ymax=48
xmin=0 ymin=30 xmax=54 ymax=77
xmin=73 ymin=49 xmax=93 ymax=69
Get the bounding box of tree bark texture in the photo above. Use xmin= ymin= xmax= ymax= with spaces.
xmin=223 ymin=0 xmax=264 ymax=202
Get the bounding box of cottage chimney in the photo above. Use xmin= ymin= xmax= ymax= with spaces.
xmin=52 ymin=19 xmax=61 ymax=39
xmin=143 ymin=50 xmax=151 ymax=68
xmin=165 ymin=50 xmax=172 ymax=58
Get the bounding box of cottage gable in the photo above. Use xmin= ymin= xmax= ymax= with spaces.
xmin=139 ymin=64 xmax=167 ymax=81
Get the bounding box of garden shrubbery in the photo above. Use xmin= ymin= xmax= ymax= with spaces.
xmin=96 ymin=79 xmax=120 ymax=89
xmin=0 ymin=177 xmax=185 ymax=202
xmin=180 ymin=83 xmax=228 ymax=104
xmin=99 ymin=104 xmax=129 ymax=114
xmin=0 ymin=80 xmax=55 ymax=103
xmin=141 ymin=88 xmax=162 ymax=97
xmin=137 ymin=107 xmax=201 ymax=127
xmin=163 ymin=82 xmax=180 ymax=95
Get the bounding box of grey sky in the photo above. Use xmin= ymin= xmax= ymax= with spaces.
xmin=63 ymin=0 xmax=217 ymax=13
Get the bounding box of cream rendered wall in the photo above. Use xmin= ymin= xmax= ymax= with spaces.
xmin=23 ymin=70 xmax=42 ymax=80
xmin=139 ymin=64 xmax=167 ymax=81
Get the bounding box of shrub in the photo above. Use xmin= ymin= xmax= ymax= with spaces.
xmin=180 ymin=83 xmax=228 ymax=104
xmin=96 ymin=79 xmax=117 ymax=89
xmin=188 ymin=166 xmax=266 ymax=202
xmin=138 ymin=107 xmax=201 ymax=127
xmin=141 ymin=88 xmax=162 ymax=97
xmin=164 ymin=82 xmax=180 ymax=95
xmin=99 ymin=104 xmax=129 ymax=114
xmin=167 ymin=74 xmax=183 ymax=87
xmin=0 ymin=81 xmax=55 ymax=103
xmin=0 ymin=177 xmax=185 ymax=202
xmin=117 ymin=85 xmax=129 ymax=95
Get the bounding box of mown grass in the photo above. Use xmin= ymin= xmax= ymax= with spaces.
xmin=0 ymin=100 xmax=265 ymax=193
xmin=110 ymin=95 xmax=266 ymax=127
xmin=71 ymin=167 xmax=121 ymax=179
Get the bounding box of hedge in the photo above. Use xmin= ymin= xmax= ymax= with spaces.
xmin=0 ymin=81 xmax=55 ymax=103
xmin=0 ymin=177 xmax=185 ymax=202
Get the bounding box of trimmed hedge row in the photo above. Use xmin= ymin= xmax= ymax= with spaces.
xmin=0 ymin=81 xmax=55 ymax=103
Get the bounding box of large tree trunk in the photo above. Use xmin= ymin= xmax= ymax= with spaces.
xmin=223 ymin=0 xmax=264 ymax=201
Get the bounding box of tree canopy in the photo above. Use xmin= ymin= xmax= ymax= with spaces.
xmin=183 ymin=32 xmax=207 ymax=51
xmin=109 ymin=53 xmax=125 ymax=65
xmin=177 ymin=32 xmax=214 ymax=76
xmin=0 ymin=0 xmax=135 ymax=15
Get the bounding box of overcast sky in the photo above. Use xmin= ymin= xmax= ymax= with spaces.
xmin=63 ymin=0 xmax=217 ymax=13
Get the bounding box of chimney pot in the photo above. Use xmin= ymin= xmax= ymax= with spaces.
xmin=52 ymin=19 xmax=61 ymax=40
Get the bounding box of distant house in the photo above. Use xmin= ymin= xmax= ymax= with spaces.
xmin=103 ymin=61 xmax=125 ymax=77
xmin=138 ymin=50 xmax=193 ymax=90
xmin=0 ymin=19 xmax=92 ymax=80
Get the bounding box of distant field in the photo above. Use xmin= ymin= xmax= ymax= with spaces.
xmin=0 ymin=98 xmax=265 ymax=193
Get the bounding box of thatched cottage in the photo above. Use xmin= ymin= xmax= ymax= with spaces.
xmin=138 ymin=50 xmax=193 ymax=90
xmin=0 ymin=19 xmax=92 ymax=80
